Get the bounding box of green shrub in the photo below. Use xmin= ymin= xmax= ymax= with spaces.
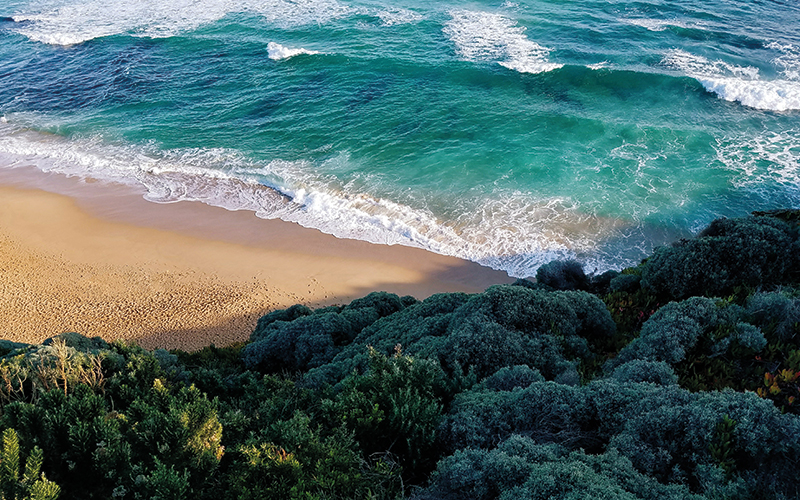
xmin=437 ymin=381 xmax=592 ymax=454
xmin=304 ymin=287 xmax=614 ymax=388
xmin=536 ymin=260 xmax=589 ymax=291
xmin=323 ymin=348 xmax=445 ymax=480
xmin=0 ymin=428 xmax=60 ymax=500
xmin=746 ymin=291 xmax=800 ymax=343
xmin=607 ymin=297 xmax=765 ymax=370
xmin=420 ymin=436 xmax=701 ymax=500
xmin=609 ymin=273 xmax=641 ymax=293
xmin=640 ymin=216 xmax=798 ymax=300
xmin=479 ymin=365 xmax=545 ymax=392
xmin=610 ymin=360 xmax=678 ymax=386
xmin=243 ymin=292 xmax=411 ymax=373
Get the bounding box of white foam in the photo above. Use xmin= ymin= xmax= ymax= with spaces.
xmin=663 ymin=49 xmax=760 ymax=79
xmin=587 ymin=61 xmax=610 ymax=70
xmin=714 ymin=131 xmax=800 ymax=201
xmin=698 ymin=77 xmax=800 ymax=111
xmin=267 ymin=42 xmax=319 ymax=61
xmin=375 ymin=8 xmax=422 ymax=27
xmin=663 ymin=48 xmax=800 ymax=111
xmin=767 ymin=41 xmax=800 ymax=81
xmin=248 ymin=0 xmax=353 ymax=28
xmin=10 ymin=0 xmax=353 ymax=45
xmin=443 ymin=10 xmax=562 ymax=75
xmin=0 ymin=120 xmax=636 ymax=277
xmin=624 ymin=18 xmax=692 ymax=32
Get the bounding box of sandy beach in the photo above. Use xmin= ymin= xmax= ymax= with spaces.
xmin=0 ymin=167 xmax=511 ymax=351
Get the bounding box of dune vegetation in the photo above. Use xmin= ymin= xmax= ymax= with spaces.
xmin=1 ymin=210 xmax=799 ymax=500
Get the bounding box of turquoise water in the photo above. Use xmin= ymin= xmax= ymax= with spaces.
xmin=1 ymin=0 xmax=798 ymax=277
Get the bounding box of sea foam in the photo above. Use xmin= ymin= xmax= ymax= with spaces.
xmin=624 ymin=18 xmax=692 ymax=32
xmin=267 ymin=42 xmax=319 ymax=61
xmin=443 ymin=10 xmax=562 ymax=74
xmin=767 ymin=41 xmax=800 ymax=81
xmin=715 ymin=131 xmax=800 ymax=202
xmin=663 ymin=49 xmax=800 ymax=111
xmin=375 ymin=8 xmax=423 ymax=27
xmin=10 ymin=0 xmax=353 ymax=45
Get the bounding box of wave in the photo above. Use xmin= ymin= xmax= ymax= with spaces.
xmin=0 ymin=121 xmax=640 ymax=277
xmin=443 ymin=10 xmax=562 ymax=75
xmin=9 ymin=0 xmax=354 ymax=45
xmin=697 ymin=77 xmax=800 ymax=112
xmin=663 ymin=49 xmax=800 ymax=111
xmin=267 ymin=42 xmax=320 ymax=61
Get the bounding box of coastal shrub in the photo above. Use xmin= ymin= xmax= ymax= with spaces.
xmin=640 ymin=216 xmax=798 ymax=300
xmin=133 ymin=459 xmax=190 ymax=500
xmin=323 ymin=348 xmax=445 ymax=479
xmin=610 ymin=360 xmax=678 ymax=386
xmin=0 ymin=379 xmax=223 ymax=498
xmin=243 ymin=292 xmax=410 ymax=373
xmin=535 ymin=260 xmax=589 ymax=291
xmin=607 ymin=297 xmax=764 ymax=370
xmin=42 ymin=331 xmax=108 ymax=351
xmin=435 ymin=375 xmax=800 ymax=498
xmin=479 ymin=365 xmax=545 ymax=391
xmin=305 ymin=286 xmax=615 ymax=388
xmin=746 ymin=291 xmax=800 ymax=343
xmin=0 ymin=386 xmax=126 ymax=498
xmin=302 ymin=293 xmax=470 ymax=387
xmin=510 ymin=278 xmax=549 ymax=290
xmin=103 ymin=340 xmax=168 ymax=408
xmin=0 ymin=337 xmax=107 ymax=406
xmin=583 ymin=379 xmax=672 ymax=443
xmin=419 ymin=436 xmax=701 ymax=500
xmin=610 ymin=389 xmax=800 ymax=498
xmin=228 ymin=412 xmax=395 ymax=500
xmin=609 ymin=273 xmax=641 ymax=293
xmin=588 ymin=269 xmax=620 ymax=295
xmin=438 ymin=286 xmax=613 ymax=380
xmin=437 ymin=381 xmax=592 ymax=454
xmin=441 ymin=316 xmax=574 ymax=381
xmin=242 ymin=312 xmax=346 ymax=372
xmin=0 ymin=428 xmax=60 ymax=500
xmin=253 ymin=304 xmax=313 ymax=333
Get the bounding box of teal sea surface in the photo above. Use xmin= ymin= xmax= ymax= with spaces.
xmin=1 ymin=0 xmax=798 ymax=277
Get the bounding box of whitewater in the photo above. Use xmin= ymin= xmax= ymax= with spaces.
xmin=0 ymin=0 xmax=798 ymax=277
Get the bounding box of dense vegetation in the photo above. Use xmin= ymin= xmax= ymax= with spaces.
xmin=1 ymin=210 xmax=799 ymax=499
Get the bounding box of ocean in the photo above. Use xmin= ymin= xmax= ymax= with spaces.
xmin=1 ymin=0 xmax=798 ymax=278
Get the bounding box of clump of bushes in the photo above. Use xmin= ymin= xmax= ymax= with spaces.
xmin=607 ymin=297 xmax=766 ymax=370
xmin=302 ymin=285 xmax=615 ymax=387
xmin=641 ymin=216 xmax=799 ymax=300
xmin=242 ymin=291 xmax=413 ymax=373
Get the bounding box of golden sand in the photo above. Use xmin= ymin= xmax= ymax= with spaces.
xmin=0 ymin=171 xmax=510 ymax=351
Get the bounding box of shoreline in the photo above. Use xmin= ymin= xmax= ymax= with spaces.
xmin=0 ymin=166 xmax=512 ymax=351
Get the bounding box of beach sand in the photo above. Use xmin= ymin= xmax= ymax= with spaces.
xmin=0 ymin=167 xmax=512 ymax=351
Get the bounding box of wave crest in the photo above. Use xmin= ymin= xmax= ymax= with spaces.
xmin=663 ymin=49 xmax=800 ymax=111
xmin=267 ymin=42 xmax=320 ymax=61
xmin=443 ymin=10 xmax=562 ymax=75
